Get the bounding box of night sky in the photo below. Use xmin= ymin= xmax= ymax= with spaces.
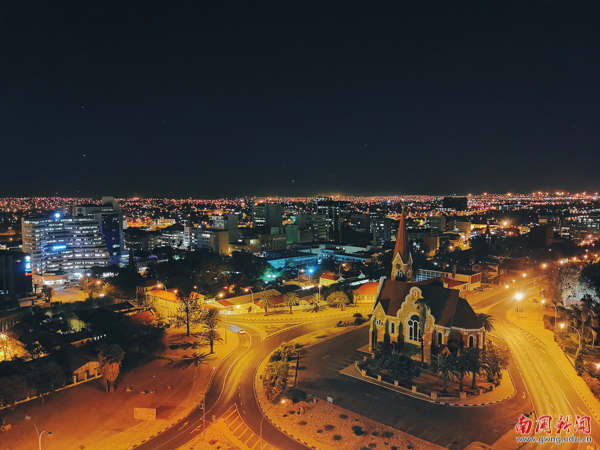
xmin=2 ymin=1 xmax=600 ymax=198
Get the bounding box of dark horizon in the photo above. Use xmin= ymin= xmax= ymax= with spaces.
xmin=2 ymin=1 xmax=600 ymax=198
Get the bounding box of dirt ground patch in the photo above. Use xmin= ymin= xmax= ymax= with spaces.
xmin=271 ymin=399 xmax=442 ymax=450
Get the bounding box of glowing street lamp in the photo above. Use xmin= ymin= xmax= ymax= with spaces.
xmin=560 ymin=323 xmax=581 ymax=350
xmin=24 ymin=415 xmax=51 ymax=450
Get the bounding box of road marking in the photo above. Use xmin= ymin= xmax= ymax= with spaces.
xmin=551 ymin=404 xmax=554 ymax=409
xmin=364 ymin=393 xmax=379 ymax=399
xmin=322 ymin=354 xmax=330 ymax=359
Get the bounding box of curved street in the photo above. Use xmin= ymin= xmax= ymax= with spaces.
xmin=137 ymin=282 xmax=600 ymax=450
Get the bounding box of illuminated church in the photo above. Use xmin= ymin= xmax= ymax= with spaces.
xmin=369 ymin=208 xmax=484 ymax=363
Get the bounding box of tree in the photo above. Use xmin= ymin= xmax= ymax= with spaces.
xmin=40 ymin=285 xmax=54 ymax=302
xmin=263 ymin=361 xmax=290 ymax=401
xmin=386 ymin=353 xmax=421 ymax=384
xmin=327 ymin=291 xmax=350 ymax=311
xmin=476 ymin=313 xmax=495 ymax=348
xmin=309 ymin=293 xmax=322 ymax=312
xmin=283 ymin=293 xmax=299 ymax=314
xmin=259 ymin=292 xmax=276 ymax=316
xmin=430 ymin=353 xmax=457 ymax=394
xmin=22 ymin=359 xmax=66 ymax=402
xmin=0 ymin=334 xmax=17 ymax=361
xmin=98 ymin=344 xmax=125 ymax=393
xmin=483 ymin=342 xmax=508 ymax=382
xmin=79 ymin=276 xmax=104 ymax=300
xmin=454 ymin=351 xmax=470 ymax=391
xmin=463 ymin=347 xmax=485 ymax=389
xmin=176 ymin=289 xmax=203 ymax=337
xmin=0 ymin=374 xmax=27 ymax=407
xmin=200 ymin=307 xmax=223 ymax=354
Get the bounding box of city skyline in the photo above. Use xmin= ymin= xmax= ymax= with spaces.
xmin=2 ymin=1 xmax=600 ymax=198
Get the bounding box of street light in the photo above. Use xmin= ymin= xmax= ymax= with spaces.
xmin=506 ymin=286 xmax=523 ymax=319
xmin=560 ymin=323 xmax=581 ymax=350
xmin=24 ymin=415 xmax=51 ymax=450
xmin=338 ymin=263 xmax=346 ymax=276
xmin=261 ymin=399 xmax=285 ymax=450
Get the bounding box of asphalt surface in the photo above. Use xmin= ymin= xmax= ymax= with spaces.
xmin=136 ymin=315 xmax=352 ymax=450
xmin=298 ymin=326 xmax=528 ymax=449
xmin=486 ymin=281 xmax=600 ymax=449
xmin=136 ymin=283 xmax=600 ymax=450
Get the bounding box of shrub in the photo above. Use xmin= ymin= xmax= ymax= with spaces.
xmin=371 ymin=431 xmax=379 ymax=436
xmin=333 ymin=435 xmax=342 ymax=441
xmin=369 ymin=444 xmax=377 ymax=449
xmin=381 ymin=431 xmax=394 ymax=439
xmin=339 ymin=414 xmax=348 ymax=419
xmin=353 ymin=313 xmax=364 ymax=319
xmin=283 ymin=387 xmax=307 ymax=403
xmin=317 ymin=430 xmax=323 ymax=434
xmin=352 ymin=425 xmax=364 ymax=436
xmin=325 ymin=425 xmax=335 ymax=431
xmin=582 ymin=372 xmax=600 ymax=399
xmin=209 ymin=439 xmax=218 ymax=445
xmin=298 ymin=421 xmax=307 ymax=426
xmin=354 ymin=317 xmax=366 ymax=325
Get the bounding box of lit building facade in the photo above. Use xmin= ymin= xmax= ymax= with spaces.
xmin=22 ymin=214 xmax=109 ymax=275
xmin=74 ymin=197 xmax=124 ymax=265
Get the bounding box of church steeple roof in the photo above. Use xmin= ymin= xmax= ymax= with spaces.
xmin=393 ymin=206 xmax=408 ymax=263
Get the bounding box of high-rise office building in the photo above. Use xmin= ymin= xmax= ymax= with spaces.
xmin=252 ymin=203 xmax=283 ymax=233
xmin=74 ymin=197 xmax=124 ymax=264
xmin=0 ymin=250 xmax=33 ymax=303
xmin=22 ymin=213 xmax=109 ymax=276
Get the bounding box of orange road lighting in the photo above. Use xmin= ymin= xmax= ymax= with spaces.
xmin=515 ymin=293 xmax=523 ymax=300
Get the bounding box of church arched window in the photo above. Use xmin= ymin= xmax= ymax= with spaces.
xmin=391 ymin=322 xmax=396 ymax=334
xmin=468 ymin=335 xmax=475 ymax=348
xmin=407 ymin=315 xmax=421 ymax=342
xmin=437 ymin=331 xmax=443 ymax=345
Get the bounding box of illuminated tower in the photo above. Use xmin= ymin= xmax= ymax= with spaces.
xmin=391 ymin=206 xmax=413 ymax=282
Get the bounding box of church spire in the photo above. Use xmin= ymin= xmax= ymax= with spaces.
xmin=393 ymin=206 xmax=408 ymax=263
xmin=391 ymin=206 xmax=413 ymax=282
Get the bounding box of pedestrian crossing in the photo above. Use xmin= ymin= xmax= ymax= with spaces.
xmin=222 ymin=404 xmax=277 ymax=450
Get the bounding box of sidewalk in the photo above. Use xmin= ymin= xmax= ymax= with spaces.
xmin=228 ymin=305 xmax=374 ymax=322
xmin=0 ymin=329 xmax=239 ymax=450
xmin=506 ymin=299 xmax=600 ymax=426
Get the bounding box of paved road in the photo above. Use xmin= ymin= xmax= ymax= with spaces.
xmin=298 ymin=326 xmax=529 ymax=449
xmin=487 ymin=282 xmax=600 ymax=449
xmin=136 ymin=315 xmax=354 ymax=450
xmin=137 ymin=283 xmax=600 ymax=450
xmin=298 ymin=282 xmax=600 ymax=449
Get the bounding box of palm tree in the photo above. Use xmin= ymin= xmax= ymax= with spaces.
xmin=202 ymin=327 xmax=223 ymax=354
xmin=464 ymin=347 xmax=485 ymax=389
xmin=98 ymin=344 xmax=125 ymax=393
xmin=454 ymin=351 xmax=469 ymax=391
xmin=476 ymin=313 xmax=495 ymax=349
xmin=309 ymin=293 xmax=321 ymax=312
xmin=200 ymin=307 xmax=222 ymax=353
xmin=430 ymin=353 xmax=457 ymax=394
xmin=41 ymin=285 xmax=54 ymax=302
xmin=327 ymin=291 xmax=350 ymax=311
xmin=283 ymin=293 xmax=299 ymax=314
xmin=259 ymin=292 xmax=276 ymax=316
